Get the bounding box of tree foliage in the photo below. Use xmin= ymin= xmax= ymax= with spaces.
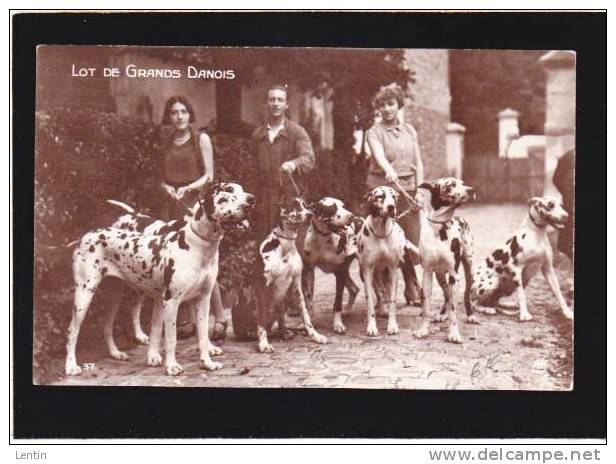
xmin=450 ymin=50 xmax=547 ymax=156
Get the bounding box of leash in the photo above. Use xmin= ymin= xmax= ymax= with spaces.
xmin=390 ymin=178 xmax=422 ymax=221
xmin=286 ymin=171 xmax=304 ymax=199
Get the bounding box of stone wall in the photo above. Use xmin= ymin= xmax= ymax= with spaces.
xmin=403 ymin=50 xmax=451 ymax=180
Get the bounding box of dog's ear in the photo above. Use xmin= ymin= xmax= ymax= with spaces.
xmin=419 ymin=181 xmax=446 ymax=210
xmin=418 ymin=181 xmax=437 ymax=193
xmin=196 ymin=181 xmax=218 ymax=220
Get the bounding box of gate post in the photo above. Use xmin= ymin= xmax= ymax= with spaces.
xmin=498 ymin=108 xmax=520 ymax=158
xmin=446 ymin=122 xmax=465 ymax=178
xmin=539 ymin=50 xmax=576 ymax=196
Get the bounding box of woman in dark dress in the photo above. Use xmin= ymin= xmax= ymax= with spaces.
xmin=159 ymin=95 xmax=227 ymax=340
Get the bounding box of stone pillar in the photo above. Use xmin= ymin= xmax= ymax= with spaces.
xmin=446 ymin=122 xmax=465 ymax=178
xmin=539 ymin=50 xmax=576 ymax=196
xmin=498 ymin=108 xmax=520 ymax=158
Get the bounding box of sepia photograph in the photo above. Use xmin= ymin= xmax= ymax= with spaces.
xmin=33 ymin=44 xmax=576 ymax=391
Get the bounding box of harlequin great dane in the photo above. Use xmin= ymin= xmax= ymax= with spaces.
xmin=471 ymin=196 xmax=573 ymax=322
xmin=358 ymin=186 xmax=419 ymax=337
xmin=302 ymin=197 xmax=363 ymax=334
xmin=412 ymin=178 xmax=478 ymax=344
xmin=96 ymin=198 xmax=237 ymax=363
xmin=65 ymin=182 xmax=255 ymax=376
xmin=232 ymin=196 xmax=327 ymax=353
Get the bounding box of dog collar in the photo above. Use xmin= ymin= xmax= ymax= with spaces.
xmin=367 ymin=221 xmax=393 ymax=239
xmin=312 ymin=221 xmax=333 ymax=236
xmin=274 ymin=230 xmax=298 ymax=241
xmin=528 ymin=212 xmax=546 ymax=228
xmin=190 ymin=222 xmax=223 ymax=242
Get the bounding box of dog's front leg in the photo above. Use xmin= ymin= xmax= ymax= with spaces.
xmin=295 ymin=275 xmax=328 ymax=344
xmin=386 ymin=266 xmax=400 ymax=335
xmin=146 ymin=297 xmax=163 ymax=367
xmin=302 ymin=263 xmax=315 ymax=314
xmin=516 ymin=282 xmax=533 ymax=322
xmin=195 ymin=285 xmax=224 ymax=371
xmin=162 ymin=299 xmax=183 ymax=376
xmin=440 ymin=273 xmax=462 ymax=343
xmin=413 ymin=269 xmax=434 ymax=339
xmin=362 ymin=265 xmax=379 ymax=336
xmin=333 ymin=267 xmax=348 ymax=334
xmin=256 ymin=286 xmax=274 ymax=353
xmin=541 ymin=262 xmax=573 ymax=320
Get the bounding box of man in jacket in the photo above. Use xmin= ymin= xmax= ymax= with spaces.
xmin=251 ymin=85 xmax=316 ymax=241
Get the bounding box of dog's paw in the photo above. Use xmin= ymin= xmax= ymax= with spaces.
xmin=465 ymin=314 xmax=480 ymax=325
xmin=413 ymin=328 xmax=429 ymax=339
xmin=259 ymin=343 xmax=274 ymax=353
xmin=387 ymin=321 xmax=400 ymax=335
xmin=312 ymin=333 xmax=328 ymax=344
xmin=147 ymin=352 xmax=163 ymax=366
xmin=519 ymin=312 xmax=534 ymax=322
xmin=208 ymin=344 xmax=224 ymax=357
xmin=434 ymin=313 xmax=449 ymax=323
xmin=200 ymin=359 xmax=224 ymax=371
xmin=135 ymin=333 xmax=150 ymax=345
xmin=65 ymin=363 xmax=82 ymax=376
xmin=447 ymin=329 xmax=463 ymax=344
xmin=110 ymin=350 xmax=130 ymax=361
xmin=165 ymin=362 xmax=184 ymax=376
xmin=366 ymin=322 xmax=380 ymax=337
xmin=475 ymin=306 xmax=497 ymax=315
xmin=562 ymin=308 xmax=574 ymax=320
xmin=333 ymin=314 xmax=346 ymax=334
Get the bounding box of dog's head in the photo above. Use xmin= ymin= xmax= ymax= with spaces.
xmin=195 ymin=181 xmax=255 ymax=230
xmin=364 ymin=186 xmax=399 ymax=218
xmin=279 ymin=197 xmax=312 ymax=230
xmin=528 ymin=196 xmax=568 ymax=229
xmin=417 ymin=177 xmax=475 ymax=211
xmin=309 ymin=197 xmax=354 ymax=231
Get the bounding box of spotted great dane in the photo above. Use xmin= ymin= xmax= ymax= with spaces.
xmin=412 ymin=177 xmax=478 ymax=344
xmin=232 ymin=196 xmax=327 ymax=353
xmin=65 ymin=182 xmax=255 ymax=376
xmin=358 ymin=186 xmax=419 ymax=337
xmin=471 ymin=196 xmax=573 ymax=322
xmin=302 ymin=197 xmax=363 ymax=334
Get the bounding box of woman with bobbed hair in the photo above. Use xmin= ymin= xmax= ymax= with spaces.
xmin=365 ymin=83 xmax=424 ymax=303
xmin=158 ymin=95 xmax=228 ymax=340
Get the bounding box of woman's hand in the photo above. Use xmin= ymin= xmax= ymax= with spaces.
xmin=176 ymin=186 xmax=189 ymax=200
xmin=162 ymin=183 xmax=177 ymax=200
xmin=385 ymin=168 xmax=399 ymax=183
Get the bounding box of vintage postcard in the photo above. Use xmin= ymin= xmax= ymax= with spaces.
xmin=33 ymin=45 xmax=575 ymax=389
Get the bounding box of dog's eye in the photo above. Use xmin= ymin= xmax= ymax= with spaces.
xmin=547 ymin=201 xmax=554 ymax=208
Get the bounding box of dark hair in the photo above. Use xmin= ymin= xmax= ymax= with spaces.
xmin=266 ymin=84 xmax=289 ymax=101
xmin=161 ymin=95 xmax=196 ymax=125
xmin=373 ymin=84 xmax=405 ymax=109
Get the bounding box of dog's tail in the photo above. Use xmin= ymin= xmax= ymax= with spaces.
xmin=107 ymin=199 xmax=136 ymax=214
xmin=37 ymin=239 xmax=79 ymax=251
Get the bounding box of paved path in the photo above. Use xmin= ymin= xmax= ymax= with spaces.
xmin=53 ymin=204 xmax=573 ymax=390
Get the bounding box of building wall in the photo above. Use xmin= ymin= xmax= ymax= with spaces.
xmin=403 ymin=49 xmax=451 ymax=179
xmin=109 ymin=52 xmax=217 ymax=128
